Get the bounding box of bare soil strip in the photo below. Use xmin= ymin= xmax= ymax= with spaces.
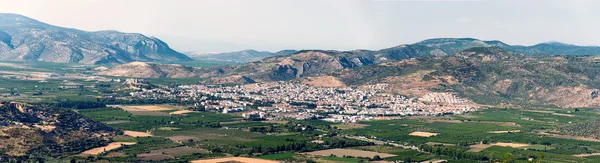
xmin=169 ymin=110 xmax=197 ymax=115
xmin=469 ymin=142 xmax=530 ymax=152
xmin=538 ymin=131 xmax=600 ymax=142
xmin=488 ymin=130 xmax=521 ymax=133
xmin=409 ymin=131 xmax=439 ymax=137
xmin=191 ymin=157 xmax=279 ymax=163
xmin=304 ymin=148 xmax=397 ymax=158
xmin=123 ymin=130 xmax=153 ymax=137
xmin=573 ymin=153 xmax=600 ymax=157
xmin=80 ymin=142 xmax=136 ymax=155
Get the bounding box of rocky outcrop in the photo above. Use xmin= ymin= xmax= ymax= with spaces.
xmin=0 ymin=102 xmax=117 ymax=157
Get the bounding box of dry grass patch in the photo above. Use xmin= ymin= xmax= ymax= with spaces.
xmin=104 ymin=152 xmax=127 ymax=157
xmin=263 ymin=120 xmax=288 ymax=124
xmin=493 ymin=142 xmax=529 ymax=148
xmin=102 ymin=120 xmax=131 ymax=124
xmin=169 ymin=110 xmax=197 ymax=115
xmin=553 ymin=113 xmax=574 ymax=117
xmin=80 ymin=142 xmax=136 ymax=155
xmin=301 ymin=76 xmax=346 ymax=88
xmin=168 ymin=136 xmax=199 ymax=142
xmin=428 ymin=119 xmax=463 ymax=123
xmin=120 ymin=105 xmax=176 ymax=111
xmin=538 ymin=131 xmax=600 ymax=142
xmin=469 ymin=142 xmax=530 ymax=152
xmin=573 ymin=153 xmax=600 ymax=157
xmin=0 ymin=63 xmax=28 ymax=69
xmin=150 ymin=146 xmax=209 ymax=156
xmin=123 ymin=130 xmax=152 ymax=137
xmin=468 ymin=144 xmax=493 ymax=152
xmin=457 ymin=114 xmax=478 ymax=119
xmin=158 ymin=127 xmax=181 ymax=131
xmin=191 ymin=157 xmax=279 ymax=163
xmin=137 ymin=153 xmax=174 ymax=161
xmin=488 ymin=130 xmax=521 ymax=134
xmin=409 ymin=131 xmax=438 ymax=137
xmin=304 ymin=148 xmax=397 ymax=158
xmin=332 ymin=123 xmax=369 ymax=130
xmin=524 ymin=110 xmax=574 ymax=117
xmin=421 ymin=160 xmax=448 ymax=163
xmin=381 ymin=70 xmax=458 ymax=97
xmin=110 ymin=105 xmax=173 ymax=116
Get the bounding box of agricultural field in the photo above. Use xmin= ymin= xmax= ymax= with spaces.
xmin=321 ymin=156 xmax=364 ymax=163
xmin=79 ymin=142 xmax=137 ymax=155
xmin=304 ymin=148 xmax=397 ymax=158
xmin=191 ymin=157 xmax=278 ymax=163
xmin=340 ymin=108 xmax=600 ymax=162
xmin=256 ymin=152 xmax=298 ymax=160
xmin=73 ymin=105 xmax=376 ymax=162
xmin=5 ymin=60 xmax=600 ymax=162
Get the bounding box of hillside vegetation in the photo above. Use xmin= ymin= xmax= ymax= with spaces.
xmin=333 ymin=47 xmax=600 ymax=108
xmin=0 ymin=102 xmax=117 ymax=157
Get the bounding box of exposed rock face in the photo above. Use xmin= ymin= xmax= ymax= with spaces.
xmin=0 ymin=13 xmax=191 ymax=64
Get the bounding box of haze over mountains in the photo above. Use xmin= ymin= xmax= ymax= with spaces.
xmin=3 ymin=13 xmax=600 ymax=66
xmin=0 ymin=13 xmax=191 ymax=64
xmin=186 ymin=49 xmax=298 ymax=63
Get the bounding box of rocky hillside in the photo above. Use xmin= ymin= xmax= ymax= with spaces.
xmin=0 ymin=13 xmax=191 ymax=64
xmin=509 ymin=41 xmax=600 ymax=56
xmin=98 ymin=37 xmax=600 ymax=89
xmin=188 ymin=49 xmax=298 ymax=63
xmin=96 ymin=62 xmax=207 ymax=78
xmin=203 ymin=38 xmax=600 ymax=84
xmin=332 ymin=47 xmax=600 ymax=108
xmin=0 ymin=102 xmax=117 ymax=157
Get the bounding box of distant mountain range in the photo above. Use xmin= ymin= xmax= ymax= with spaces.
xmin=101 ymin=37 xmax=600 ymax=80
xmin=188 ymin=38 xmax=600 ymax=64
xmin=414 ymin=38 xmax=600 ymax=56
xmin=186 ymin=49 xmax=298 ymax=63
xmin=2 ymin=12 xmax=600 ymax=66
xmin=0 ymin=13 xmax=191 ymax=64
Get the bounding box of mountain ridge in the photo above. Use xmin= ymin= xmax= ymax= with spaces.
xmin=187 ymin=49 xmax=298 ymax=63
xmin=0 ymin=13 xmax=191 ymax=64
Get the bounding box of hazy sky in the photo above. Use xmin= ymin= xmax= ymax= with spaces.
xmin=1 ymin=0 xmax=599 ymax=52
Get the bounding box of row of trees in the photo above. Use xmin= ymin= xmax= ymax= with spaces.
xmin=419 ymin=144 xmax=487 ymax=161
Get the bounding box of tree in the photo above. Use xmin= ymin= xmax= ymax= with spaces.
xmin=404 ymin=157 xmax=412 ymax=163
xmin=373 ymin=155 xmax=382 ymax=161
xmin=502 ymin=153 xmax=514 ymax=163
xmin=536 ymin=153 xmax=544 ymax=163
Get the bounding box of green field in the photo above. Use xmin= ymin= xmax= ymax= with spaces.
xmin=340 ymin=108 xmax=600 ymax=162
xmin=256 ymin=152 xmax=298 ymax=160
xmin=322 ymin=156 xmax=364 ymax=163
